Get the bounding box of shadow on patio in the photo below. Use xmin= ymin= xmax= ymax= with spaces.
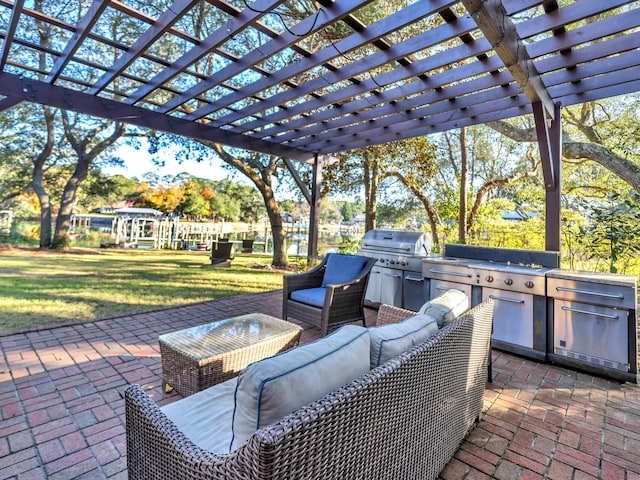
xmin=1 ymin=290 xmax=639 ymax=479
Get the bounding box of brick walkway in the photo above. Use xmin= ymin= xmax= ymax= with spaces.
xmin=1 ymin=290 xmax=639 ymax=479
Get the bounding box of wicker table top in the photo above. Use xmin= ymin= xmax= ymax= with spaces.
xmin=158 ymin=313 xmax=302 ymax=361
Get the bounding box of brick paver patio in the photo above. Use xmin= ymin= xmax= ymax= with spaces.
xmin=1 ymin=290 xmax=639 ymax=479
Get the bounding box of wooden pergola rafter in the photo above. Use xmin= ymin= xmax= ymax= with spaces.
xmin=0 ymin=0 xmax=639 ymax=259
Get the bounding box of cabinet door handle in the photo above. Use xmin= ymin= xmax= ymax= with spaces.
xmin=405 ymin=277 xmax=424 ymax=283
xmin=560 ymin=305 xmax=620 ymax=320
xmin=555 ymin=286 xmax=624 ymax=299
xmin=488 ymin=294 xmax=525 ymax=304
xmin=428 ymin=269 xmax=472 ymax=278
xmin=436 ymin=286 xmax=465 ymax=293
xmin=385 ymin=273 xmax=402 ymax=278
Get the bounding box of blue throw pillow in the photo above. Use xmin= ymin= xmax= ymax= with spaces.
xmin=321 ymin=254 xmax=367 ymax=287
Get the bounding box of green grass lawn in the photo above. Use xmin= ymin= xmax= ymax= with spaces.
xmin=0 ymin=247 xmax=293 ymax=333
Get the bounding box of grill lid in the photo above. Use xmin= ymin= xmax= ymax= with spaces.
xmin=360 ymin=229 xmax=431 ymax=256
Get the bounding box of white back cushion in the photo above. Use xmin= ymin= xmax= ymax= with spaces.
xmin=419 ymin=289 xmax=469 ymax=327
xmin=369 ymin=314 xmax=439 ymax=368
xmin=231 ymin=325 xmax=370 ymax=450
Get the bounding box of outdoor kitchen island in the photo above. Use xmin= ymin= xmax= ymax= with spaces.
xmin=422 ymin=245 xmax=639 ymax=384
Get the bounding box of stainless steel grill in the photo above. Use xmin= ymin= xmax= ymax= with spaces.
xmin=357 ymin=229 xmax=432 ymax=311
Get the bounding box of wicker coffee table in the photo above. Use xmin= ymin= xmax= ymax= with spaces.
xmin=159 ymin=313 xmax=303 ymax=397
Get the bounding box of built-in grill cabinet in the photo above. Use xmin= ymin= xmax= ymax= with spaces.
xmin=547 ymin=270 xmax=638 ymax=383
xmin=424 ymin=245 xmax=557 ymax=362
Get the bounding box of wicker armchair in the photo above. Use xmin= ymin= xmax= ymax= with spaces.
xmin=283 ymin=254 xmax=377 ymax=336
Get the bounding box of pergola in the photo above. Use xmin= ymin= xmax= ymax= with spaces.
xmin=1 ymin=0 xmax=639 ymax=261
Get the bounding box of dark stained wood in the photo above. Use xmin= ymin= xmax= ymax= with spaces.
xmin=537 ymin=29 xmax=640 ymax=74
xmin=0 ymin=72 xmax=315 ymax=162
xmin=0 ymin=95 xmax=22 ymax=113
xmin=0 ymin=0 xmax=638 ymax=165
xmin=302 ymin=87 xmax=527 ymax=151
xmin=533 ymin=102 xmax=556 ymax=191
xmin=224 ymin=14 xmax=479 ymax=131
xmin=46 ymin=0 xmax=110 ymax=83
xmin=282 ymin=157 xmax=311 ymax=204
xmin=322 ymin=104 xmax=533 ymax=153
xmin=263 ymin=54 xmax=506 ymax=143
xmin=314 ymin=94 xmax=531 ymax=152
xmin=184 ymin=0 xmax=450 ymax=123
xmin=0 ymin=0 xmax=23 ymax=71
xmin=461 ymin=0 xmax=555 ymax=120
xmin=307 ymin=154 xmax=322 ymax=266
xmin=527 ymin=11 xmax=640 ymax=59
xmin=516 ymin=0 xmax=632 ymax=39
xmin=89 ymin=0 xmax=201 ymax=95
xmin=158 ymin=0 xmax=372 ymax=114
xmin=545 ymin=102 xmax=562 ymax=253
xmin=124 ymin=0 xmax=288 ymax=105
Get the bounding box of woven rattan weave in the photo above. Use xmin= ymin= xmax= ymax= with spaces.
xmin=158 ymin=313 xmax=302 ymax=397
xmin=126 ymin=299 xmax=494 ymax=479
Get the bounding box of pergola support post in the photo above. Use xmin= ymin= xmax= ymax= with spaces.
xmin=307 ymin=153 xmax=322 ymax=266
xmin=533 ymin=101 xmax=562 ymax=253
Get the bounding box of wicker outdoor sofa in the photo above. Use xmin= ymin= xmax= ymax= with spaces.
xmin=124 ymin=296 xmax=495 ymax=480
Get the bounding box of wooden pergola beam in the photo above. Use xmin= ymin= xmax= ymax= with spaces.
xmin=89 ymin=0 xmax=201 ymax=95
xmin=124 ymin=0 xmax=288 ymax=105
xmin=159 ymin=0 xmax=373 ymax=115
xmin=0 ymin=72 xmax=315 ymax=162
xmin=0 ymin=0 xmax=24 ymax=70
xmin=46 ymin=0 xmax=110 ymax=83
xmin=0 ymin=95 xmax=22 ymax=113
xmin=461 ymin=0 xmax=555 ymax=121
xmin=185 ymin=0 xmax=450 ymax=123
xmin=221 ymin=12 xmax=478 ymax=130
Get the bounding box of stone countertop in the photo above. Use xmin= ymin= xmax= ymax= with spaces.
xmin=546 ymin=268 xmax=638 ymax=289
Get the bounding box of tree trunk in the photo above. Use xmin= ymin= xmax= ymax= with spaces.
xmin=388 ymin=171 xmax=441 ymax=250
xmin=264 ymin=192 xmax=287 ymax=267
xmin=51 ymin=157 xmax=91 ymax=249
xmin=32 ymin=172 xmax=52 ymax=248
xmin=458 ymin=127 xmax=468 ymax=244
xmin=32 ymin=106 xmax=56 ymax=248
xmin=209 ymin=143 xmax=289 ymax=267
xmin=50 ymin=113 xmax=124 ymax=249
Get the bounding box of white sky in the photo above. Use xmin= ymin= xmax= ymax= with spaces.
xmin=104 ymin=144 xmax=230 ymax=182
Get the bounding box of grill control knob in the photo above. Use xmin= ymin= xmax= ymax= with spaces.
xmin=504 ymin=278 xmax=513 ymax=286
xmin=525 ymin=280 xmax=535 ymax=289
xmin=485 ymin=275 xmax=494 ymax=283
xmin=390 ymin=260 xmax=395 ymax=265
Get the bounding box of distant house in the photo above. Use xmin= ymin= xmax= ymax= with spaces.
xmin=501 ymin=209 xmax=539 ymax=221
xmin=95 ymin=200 xmax=136 ymax=214
xmin=114 ymin=207 xmax=163 ymax=217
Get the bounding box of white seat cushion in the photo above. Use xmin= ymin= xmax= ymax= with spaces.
xmin=368 ymin=314 xmax=439 ymax=368
xmin=161 ymin=377 xmax=237 ymax=454
xmin=418 ymin=289 xmax=469 ymax=327
xmin=230 ymin=324 xmax=370 ymax=450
